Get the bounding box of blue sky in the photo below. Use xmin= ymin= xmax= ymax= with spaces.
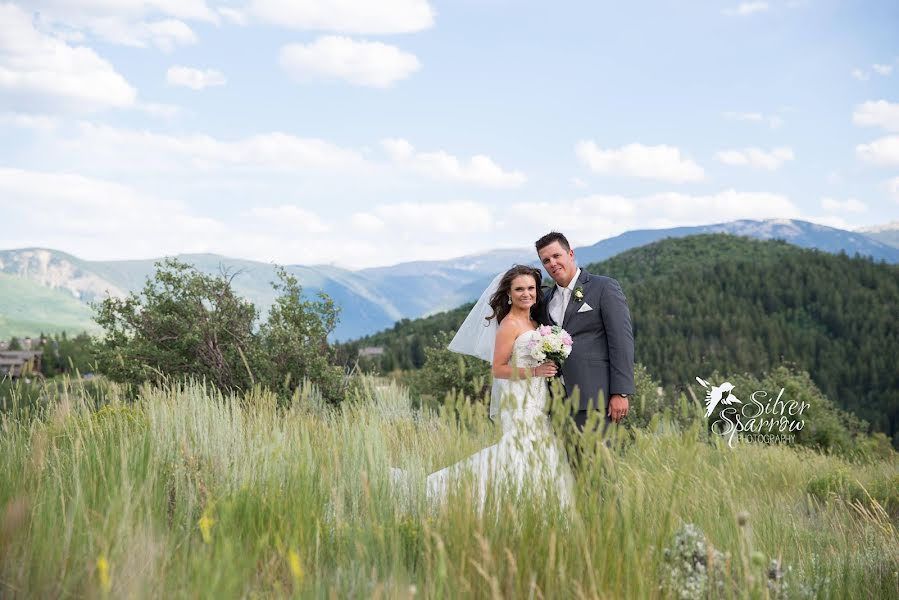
xmin=1 ymin=0 xmax=897 ymax=268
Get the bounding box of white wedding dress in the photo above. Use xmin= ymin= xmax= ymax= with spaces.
xmin=392 ymin=329 xmax=576 ymax=515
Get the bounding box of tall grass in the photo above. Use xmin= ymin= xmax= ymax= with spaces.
xmin=1 ymin=376 xmax=897 ymax=598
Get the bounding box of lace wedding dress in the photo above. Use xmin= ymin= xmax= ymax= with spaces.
xmin=392 ymin=329 xmax=576 ymax=514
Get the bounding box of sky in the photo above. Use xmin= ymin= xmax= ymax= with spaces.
xmin=1 ymin=0 xmax=898 ymax=269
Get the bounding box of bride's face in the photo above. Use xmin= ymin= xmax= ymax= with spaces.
xmin=509 ymin=275 xmax=538 ymax=310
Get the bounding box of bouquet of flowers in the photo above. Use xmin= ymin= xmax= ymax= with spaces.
xmin=526 ymin=325 xmax=573 ymax=368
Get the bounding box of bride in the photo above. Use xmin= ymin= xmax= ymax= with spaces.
xmin=391 ymin=265 xmax=576 ymax=514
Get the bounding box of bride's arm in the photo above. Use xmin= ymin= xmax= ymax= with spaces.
xmin=491 ymin=324 xmax=526 ymax=379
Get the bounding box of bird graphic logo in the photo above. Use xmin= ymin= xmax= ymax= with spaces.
xmin=696 ymin=377 xmax=742 ymax=418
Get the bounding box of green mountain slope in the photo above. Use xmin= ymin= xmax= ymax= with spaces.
xmin=0 ymin=273 xmax=99 ymax=339
xmin=339 ymin=235 xmax=899 ymax=445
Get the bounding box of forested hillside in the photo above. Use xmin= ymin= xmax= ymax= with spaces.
xmin=338 ymin=235 xmax=899 ymax=445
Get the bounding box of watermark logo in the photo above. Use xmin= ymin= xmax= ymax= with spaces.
xmin=696 ymin=377 xmax=742 ymax=418
xmin=696 ymin=377 xmax=809 ymax=448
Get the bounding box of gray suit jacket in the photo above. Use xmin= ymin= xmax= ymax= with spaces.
xmin=539 ymin=269 xmax=635 ymax=412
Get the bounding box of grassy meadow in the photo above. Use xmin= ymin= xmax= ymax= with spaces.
xmin=1 ymin=377 xmax=897 ymax=599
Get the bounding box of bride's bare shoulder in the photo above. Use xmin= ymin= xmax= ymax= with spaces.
xmin=495 ymin=318 xmax=526 ymax=341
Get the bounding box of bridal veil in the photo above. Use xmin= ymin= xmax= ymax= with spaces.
xmin=447 ymin=272 xmax=508 ymax=419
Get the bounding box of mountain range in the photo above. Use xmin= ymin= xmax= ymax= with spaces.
xmin=1 ymin=218 xmax=897 ymax=340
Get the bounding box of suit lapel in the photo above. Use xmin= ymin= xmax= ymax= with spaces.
xmin=562 ymin=269 xmax=590 ymax=328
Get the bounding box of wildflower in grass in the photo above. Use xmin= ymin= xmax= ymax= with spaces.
xmin=96 ymin=555 xmax=111 ymax=593
xmin=288 ymin=549 xmax=303 ymax=582
xmin=198 ymin=515 xmax=215 ymax=544
xmin=660 ymin=523 xmax=730 ymax=599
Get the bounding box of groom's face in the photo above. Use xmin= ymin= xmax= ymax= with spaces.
xmin=538 ymin=241 xmax=577 ymax=287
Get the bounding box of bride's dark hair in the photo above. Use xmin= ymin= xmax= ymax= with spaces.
xmin=487 ymin=265 xmax=544 ymax=324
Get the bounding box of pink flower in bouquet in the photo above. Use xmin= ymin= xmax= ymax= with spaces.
xmin=528 ymin=325 xmax=573 ymax=365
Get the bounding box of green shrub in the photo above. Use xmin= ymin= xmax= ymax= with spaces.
xmin=625 ymin=363 xmax=706 ymax=433
xmin=807 ymin=469 xmax=899 ymax=519
xmin=406 ymin=332 xmax=491 ymax=407
xmin=93 ymin=259 xmax=347 ymax=404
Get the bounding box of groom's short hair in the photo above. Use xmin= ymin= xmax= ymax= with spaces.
xmin=535 ymin=231 xmax=571 ymax=252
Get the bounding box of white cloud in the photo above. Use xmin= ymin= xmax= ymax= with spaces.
xmin=888 ymin=177 xmax=899 ymax=201
xmin=821 ymin=197 xmax=868 ymax=213
xmin=166 ymin=66 xmax=227 ymax=90
xmin=280 ymin=36 xmax=420 ymax=88
xmin=34 ymin=0 xmax=216 ymax=23
xmin=246 ymin=205 xmax=330 ymax=233
xmin=23 ymin=121 xmax=522 ymax=190
xmin=0 ymin=167 xmax=226 ymax=259
xmin=576 ymin=140 xmax=704 ymax=183
xmin=141 ymin=19 xmax=198 ymax=52
xmin=513 ymin=195 xmax=637 ymax=239
xmin=382 ymin=138 xmax=415 ymax=161
xmin=0 ymin=165 xmax=486 ymax=268
xmin=0 ymin=111 xmax=59 ymax=131
xmin=248 ymin=0 xmax=435 ymax=34
xmin=723 ymin=111 xmax=783 ymax=128
xmin=802 ymin=215 xmax=855 ymax=230
xmin=219 ymin=232 xmax=386 ymax=269
xmin=852 ymin=100 xmax=899 ymax=132
xmin=350 ymin=212 xmax=385 ymax=233
xmin=638 ymin=190 xmax=798 ymax=223
xmin=373 ymin=201 xmax=492 ymax=235
xmin=381 ymin=138 xmax=527 ymax=188
xmin=57 ymin=122 xmax=371 ymax=174
xmin=0 ymin=167 xmax=384 ymax=268
xmin=25 ymin=0 xmax=213 ymax=50
xmin=0 ymin=163 xmax=817 ymax=270
xmin=511 ymin=190 xmax=799 ymax=247
xmin=570 ymin=177 xmax=588 ymax=189
xmin=853 ymin=63 xmax=893 ymax=81
xmin=361 ymin=191 xmax=802 ymax=267
xmin=135 ymin=101 xmax=181 ymax=118
xmin=218 ymin=209 xmax=503 ymax=268
xmin=724 ymin=2 xmax=769 ymax=16
xmin=856 ymin=135 xmax=899 ymax=167
xmin=218 ymin=7 xmax=248 ymax=25
xmin=0 ymin=3 xmax=137 ymax=112
xmin=715 ymin=147 xmax=794 ymax=170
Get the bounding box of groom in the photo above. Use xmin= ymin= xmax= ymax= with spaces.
xmin=536 ymin=232 xmax=635 ymax=457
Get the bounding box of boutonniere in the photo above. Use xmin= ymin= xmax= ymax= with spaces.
xmin=573 ymin=286 xmax=585 ymax=302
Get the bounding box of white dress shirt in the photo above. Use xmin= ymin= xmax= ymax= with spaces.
xmin=549 ymin=268 xmax=580 ymax=325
